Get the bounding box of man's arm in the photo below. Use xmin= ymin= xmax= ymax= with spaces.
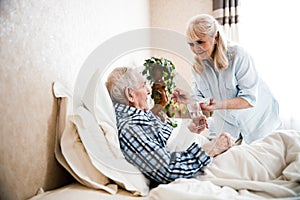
xmin=119 ymin=125 xmax=211 ymax=184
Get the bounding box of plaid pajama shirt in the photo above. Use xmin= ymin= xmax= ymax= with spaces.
xmin=114 ymin=103 xmax=211 ymax=184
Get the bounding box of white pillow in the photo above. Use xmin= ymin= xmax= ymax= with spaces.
xmin=81 ymin=69 xmax=150 ymax=194
xmin=54 ymin=81 xmax=149 ymax=196
xmin=53 ymin=82 xmax=116 ymax=194
xmin=74 ymin=106 xmax=149 ymax=196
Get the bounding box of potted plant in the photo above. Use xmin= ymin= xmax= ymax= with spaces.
xmin=142 ymin=57 xmax=181 ymax=122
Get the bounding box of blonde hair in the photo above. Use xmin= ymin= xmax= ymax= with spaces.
xmin=106 ymin=67 xmax=142 ymax=104
xmin=186 ymin=14 xmax=228 ymax=73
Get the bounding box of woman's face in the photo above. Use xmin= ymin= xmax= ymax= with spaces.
xmin=130 ymin=78 xmax=151 ymax=110
xmin=188 ymin=35 xmax=216 ymax=60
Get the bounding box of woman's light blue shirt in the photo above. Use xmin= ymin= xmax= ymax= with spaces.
xmin=192 ymin=44 xmax=282 ymax=143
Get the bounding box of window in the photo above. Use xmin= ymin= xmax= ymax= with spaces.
xmin=239 ymin=0 xmax=300 ymax=129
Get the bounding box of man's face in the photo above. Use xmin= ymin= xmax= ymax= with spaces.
xmin=131 ymin=78 xmax=151 ymax=110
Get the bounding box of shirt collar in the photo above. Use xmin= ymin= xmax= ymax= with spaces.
xmin=114 ymin=102 xmax=150 ymax=114
xmin=114 ymin=102 xmax=152 ymax=121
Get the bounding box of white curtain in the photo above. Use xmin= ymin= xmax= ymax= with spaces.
xmin=213 ymin=0 xmax=240 ymax=42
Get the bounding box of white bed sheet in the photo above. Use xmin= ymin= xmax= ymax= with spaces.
xmin=44 ymin=81 xmax=300 ymax=200
xmin=30 ymin=128 xmax=300 ymax=200
xmin=149 ymin=129 xmax=300 ymax=200
xmin=29 ymin=183 xmax=148 ymax=200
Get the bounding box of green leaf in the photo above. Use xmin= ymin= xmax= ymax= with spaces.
xmin=142 ymin=56 xmax=182 ymax=118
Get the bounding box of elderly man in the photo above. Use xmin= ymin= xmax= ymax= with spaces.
xmin=105 ymin=67 xmax=233 ymax=186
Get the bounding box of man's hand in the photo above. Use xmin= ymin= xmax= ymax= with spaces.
xmin=187 ymin=115 xmax=208 ymax=134
xmin=202 ymin=132 xmax=234 ymax=157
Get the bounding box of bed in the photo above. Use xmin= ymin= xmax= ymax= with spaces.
xmin=29 ymin=72 xmax=300 ymax=200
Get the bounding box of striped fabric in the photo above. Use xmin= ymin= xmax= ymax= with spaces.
xmin=114 ymin=103 xmax=211 ymax=184
xmin=213 ymin=0 xmax=240 ymax=42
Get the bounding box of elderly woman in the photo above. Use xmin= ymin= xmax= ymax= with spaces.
xmin=172 ymin=14 xmax=283 ymax=144
xmin=105 ymin=67 xmax=233 ymax=186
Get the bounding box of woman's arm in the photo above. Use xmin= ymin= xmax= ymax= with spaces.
xmin=201 ymin=97 xmax=253 ymax=112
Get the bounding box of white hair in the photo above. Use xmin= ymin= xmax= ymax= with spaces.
xmin=106 ymin=67 xmax=143 ymax=104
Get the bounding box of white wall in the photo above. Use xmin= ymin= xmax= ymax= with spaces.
xmin=150 ymin=0 xmax=212 ymax=88
xmin=0 ymin=1 xmax=149 ymax=199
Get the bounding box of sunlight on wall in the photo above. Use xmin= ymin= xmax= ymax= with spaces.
xmin=239 ymin=0 xmax=300 ymax=130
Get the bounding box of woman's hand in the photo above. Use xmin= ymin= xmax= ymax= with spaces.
xmin=202 ymin=132 xmax=234 ymax=157
xmin=200 ymin=98 xmax=217 ymax=112
xmin=171 ymin=88 xmax=191 ymax=104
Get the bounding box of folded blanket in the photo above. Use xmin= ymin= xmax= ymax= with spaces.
xmin=149 ymin=130 xmax=300 ymax=199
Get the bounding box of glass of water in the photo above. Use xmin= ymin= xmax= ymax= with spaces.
xmin=186 ymin=101 xmax=206 ymax=130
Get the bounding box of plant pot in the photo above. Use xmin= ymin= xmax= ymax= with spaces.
xmin=151 ymin=82 xmax=168 ymax=107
